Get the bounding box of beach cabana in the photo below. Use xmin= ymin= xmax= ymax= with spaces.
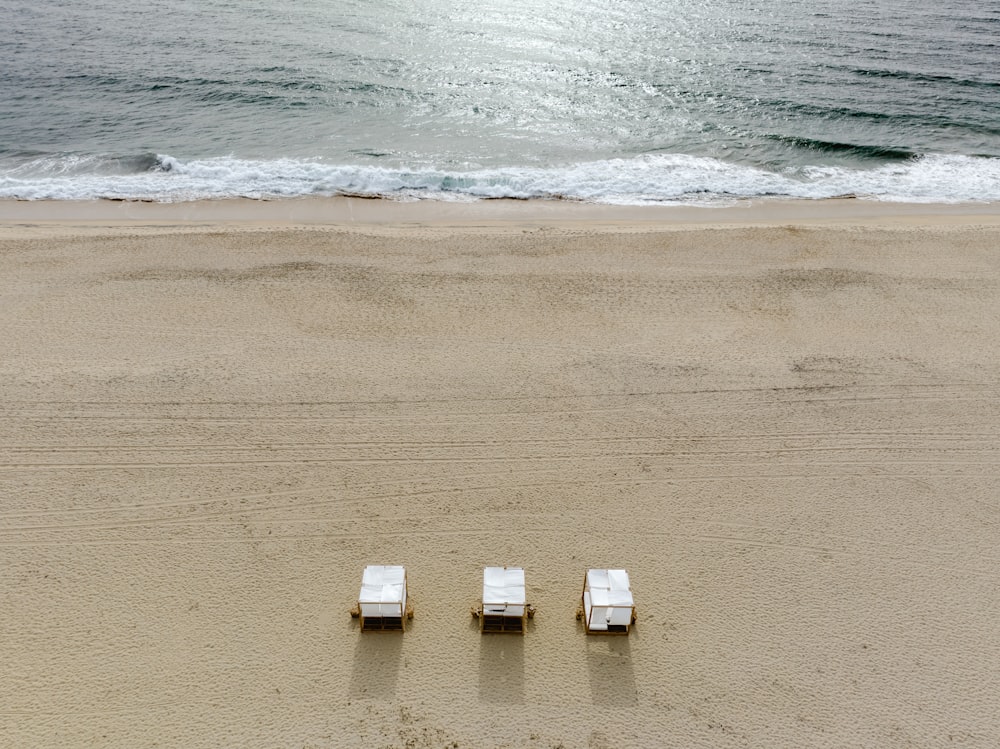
xmin=477 ymin=566 xmax=531 ymax=634
xmin=580 ymin=568 xmax=635 ymax=635
xmin=355 ymin=565 xmax=411 ymax=632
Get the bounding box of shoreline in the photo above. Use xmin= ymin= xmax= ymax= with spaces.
xmin=2 ymin=195 xmax=1000 ymax=231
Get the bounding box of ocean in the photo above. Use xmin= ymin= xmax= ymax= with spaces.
xmin=2 ymin=0 xmax=999 ymax=204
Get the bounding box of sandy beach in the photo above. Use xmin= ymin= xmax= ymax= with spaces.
xmin=2 ymin=199 xmax=999 ymax=748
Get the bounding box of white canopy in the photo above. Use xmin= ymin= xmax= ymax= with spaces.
xmin=482 ymin=566 xmax=526 ymax=618
xmin=359 ymin=565 xmax=407 ymax=618
xmin=583 ymin=568 xmax=634 ymax=631
xmin=483 ymin=566 xmax=526 ymax=605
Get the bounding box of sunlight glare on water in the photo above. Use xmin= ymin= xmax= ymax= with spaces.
xmin=1 ymin=0 xmax=998 ymax=201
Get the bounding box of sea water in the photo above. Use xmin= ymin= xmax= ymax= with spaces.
xmin=1 ymin=0 xmax=999 ymax=203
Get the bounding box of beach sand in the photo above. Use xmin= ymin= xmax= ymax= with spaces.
xmin=2 ymin=200 xmax=999 ymax=748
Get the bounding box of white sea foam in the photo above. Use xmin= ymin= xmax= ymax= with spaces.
xmin=1 ymin=153 xmax=999 ymax=204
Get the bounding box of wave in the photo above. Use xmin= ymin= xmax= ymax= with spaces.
xmin=61 ymin=70 xmax=410 ymax=108
xmin=848 ymin=67 xmax=1000 ymax=92
xmin=1 ymin=152 xmax=999 ymax=204
xmin=2 ymin=151 xmax=163 ymax=177
xmin=761 ymin=135 xmax=916 ymax=162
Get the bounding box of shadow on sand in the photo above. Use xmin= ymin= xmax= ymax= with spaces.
xmin=478 ymin=633 xmax=525 ymax=705
xmin=349 ymin=628 xmax=404 ymax=700
xmin=585 ymin=635 xmax=638 ymax=707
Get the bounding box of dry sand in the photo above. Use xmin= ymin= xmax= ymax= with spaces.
xmin=2 ymin=200 xmax=999 ymax=748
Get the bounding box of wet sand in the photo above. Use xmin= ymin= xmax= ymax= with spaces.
xmin=2 ymin=200 xmax=999 ymax=748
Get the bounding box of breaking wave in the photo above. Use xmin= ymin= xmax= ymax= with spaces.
xmin=2 ymin=152 xmax=999 ymax=204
